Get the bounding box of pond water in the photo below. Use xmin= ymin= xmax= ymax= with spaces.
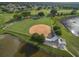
xmin=0 ymin=34 xmax=21 ymax=57
xmin=61 ymin=17 xmax=79 ymax=36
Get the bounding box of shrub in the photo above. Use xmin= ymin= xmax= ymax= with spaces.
xmin=37 ymin=12 xmax=45 ymax=17
xmin=37 ymin=7 xmax=42 ymax=10
xmin=50 ymin=9 xmax=57 ymax=17
xmin=53 ymin=26 xmax=62 ymax=36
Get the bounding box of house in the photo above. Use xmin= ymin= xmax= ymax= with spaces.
xmin=58 ymin=38 xmax=66 ymax=50
xmin=44 ymin=34 xmax=66 ymax=50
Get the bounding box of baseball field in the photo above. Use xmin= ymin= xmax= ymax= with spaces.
xmin=1 ymin=9 xmax=79 ymax=56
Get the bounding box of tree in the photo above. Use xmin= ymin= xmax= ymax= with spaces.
xmin=13 ymin=14 xmax=19 ymax=19
xmin=50 ymin=9 xmax=57 ymax=17
xmin=21 ymin=11 xmax=31 ymax=17
xmin=37 ymin=7 xmax=42 ymax=10
xmin=71 ymin=9 xmax=77 ymax=15
xmin=31 ymin=33 xmax=45 ymax=44
xmin=39 ymin=34 xmax=45 ymax=43
xmin=2 ymin=8 xmax=8 ymax=12
xmin=37 ymin=12 xmax=45 ymax=17
xmin=13 ymin=13 xmax=24 ymax=21
xmin=53 ymin=26 xmax=62 ymax=36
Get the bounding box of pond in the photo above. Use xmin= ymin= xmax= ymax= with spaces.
xmin=61 ymin=16 xmax=79 ymax=36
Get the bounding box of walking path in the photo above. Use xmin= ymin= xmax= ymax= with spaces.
xmin=64 ymin=47 xmax=76 ymax=57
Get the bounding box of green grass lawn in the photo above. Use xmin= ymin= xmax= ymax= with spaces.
xmin=6 ymin=17 xmax=51 ymax=34
xmin=0 ymin=13 xmax=14 ymax=25
xmin=0 ymin=29 xmax=5 ymax=34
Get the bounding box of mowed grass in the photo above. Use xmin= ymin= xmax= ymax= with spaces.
xmin=6 ymin=17 xmax=51 ymax=34
xmin=0 ymin=13 xmax=14 ymax=24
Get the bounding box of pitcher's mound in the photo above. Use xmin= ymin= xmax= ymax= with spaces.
xmin=29 ymin=24 xmax=51 ymax=37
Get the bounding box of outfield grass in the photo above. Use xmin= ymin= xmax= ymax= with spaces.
xmin=7 ymin=17 xmax=51 ymax=34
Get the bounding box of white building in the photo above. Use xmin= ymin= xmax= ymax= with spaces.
xmin=44 ymin=34 xmax=66 ymax=50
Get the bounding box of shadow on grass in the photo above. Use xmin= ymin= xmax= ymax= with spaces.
xmin=19 ymin=43 xmax=39 ymax=57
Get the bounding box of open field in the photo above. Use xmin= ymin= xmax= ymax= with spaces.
xmin=0 ymin=13 xmax=14 ymax=25
xmin=6 ymin=17 xmax=51 ymax=34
